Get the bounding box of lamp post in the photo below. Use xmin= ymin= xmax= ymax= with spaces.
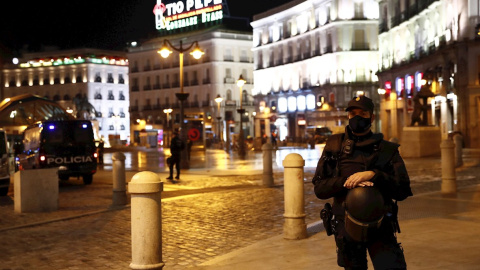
xmin=163 ymin=108 xmax=172 ymax=147
xmin=214 ymin=94 xmax=223 ymax=148
xmin=158 ymin=40 xmax=204 ymax=169
xmin=237 ymin=75 xmax=247 ymax=159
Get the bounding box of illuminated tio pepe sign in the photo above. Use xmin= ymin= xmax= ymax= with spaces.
xmin=154 ymin=0 xmax=223 ymax=31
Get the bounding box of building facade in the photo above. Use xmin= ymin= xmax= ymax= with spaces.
xmin=127 ymin=24 xmax=254 ymax=149
xmin=376 ymin=0 xmax=480 ymax=148
xmin=1 ymin=48 xmax=130 ymax=147
xmin=251 ymin=0 xmax=380 ymax=145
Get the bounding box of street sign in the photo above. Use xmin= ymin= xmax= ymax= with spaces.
xmin=188 ymin=128 xmax=201 ymax=141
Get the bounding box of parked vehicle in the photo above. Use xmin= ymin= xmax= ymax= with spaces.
xmin=0 ymin=129 xmax=11 ymax=196
xmin=18 ymin=120 xmax=97 ymax=184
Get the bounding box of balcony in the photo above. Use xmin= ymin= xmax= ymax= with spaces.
xmin=351 ymin=43 xmax=370 ymax=51
xmin=130 ymin=106 xmax=139 ymax=112
xmin=143 ymin=85 xmax=152 ymax=91
xmin=131 ymin=86 xmax=139 ymax=92
xmin=224 ymin=55 xmax=234 ymax=62
xmin=239 ymin=57 xmax=250 ymax=63
xmin=224 ymin=77 xmax=235 ymax=84
xmin=203 ymin=78 xmax=211 ymax=84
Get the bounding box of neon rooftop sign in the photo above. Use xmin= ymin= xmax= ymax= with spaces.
xmin=154 ymin=0 xmax=223 ymax=31
xmin=19 ymin=57 xmax=128 ymax=68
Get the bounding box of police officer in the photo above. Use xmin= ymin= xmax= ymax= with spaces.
xmin=312 ymin=96 xmax=413 ymax=269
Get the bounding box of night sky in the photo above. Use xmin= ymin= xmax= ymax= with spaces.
xmin=0 ymin=0 xmax=292 ymax=56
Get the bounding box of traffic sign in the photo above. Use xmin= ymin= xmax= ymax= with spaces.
xmin=188 ymin=128 xmax=201 ymax=141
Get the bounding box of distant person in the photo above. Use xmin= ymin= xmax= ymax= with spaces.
xmin=167 ymin=130 xmax=185 ymax=182
xmin=97 ymin=139 xmax=104 ymax=165
xmin=312 ymin=96 xmax=412 ymax=269
xmin=271 ymin=131 xmax=277 ymax=147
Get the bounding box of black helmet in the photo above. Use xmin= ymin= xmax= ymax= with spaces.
xmin=345 ymin=186 xmax=386 ymax=242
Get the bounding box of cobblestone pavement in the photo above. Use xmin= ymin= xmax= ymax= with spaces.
xmin=0 ymin=180 xmax=323 ymax=269
xmin=1 ymin=149 xmax=480 ymax=269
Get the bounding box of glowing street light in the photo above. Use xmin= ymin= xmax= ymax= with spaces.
xmin=158 ymin=39 xmax=204 ymax=169
xmin=237 ymin=75 xmax=247 ymax=159
xmin=214 ymin=94 xmax=223 ymax=147
xmin=163 ymin=108 xmax=172 ymax=147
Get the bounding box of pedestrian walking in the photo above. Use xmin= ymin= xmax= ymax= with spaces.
xmin=312 ymin=96 xmax=413 ymax=269
xmin=167 ymin=130 xmax=185 ymax=182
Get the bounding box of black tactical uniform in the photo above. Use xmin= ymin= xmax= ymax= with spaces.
xmin=312 ymin=96 xmax=413 ymax=269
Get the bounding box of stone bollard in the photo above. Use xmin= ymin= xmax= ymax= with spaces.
xmin=112 ymin=152 xmax=127 ymax=206
xmin=262 ymin=143 xmax=274 ymax=187
xmin=282 ymin=153 xmax=307 ymax=240
xmin=128 ymin=171 xmax=164 ymax=270
xmin=453 ymin=133 xmax=463 ymax=168
xmin=440 ymin=139 xmax=457 ymax=195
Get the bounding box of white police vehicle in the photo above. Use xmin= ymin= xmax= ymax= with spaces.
xmin=18 ymin=120 xmax=97 ymax=184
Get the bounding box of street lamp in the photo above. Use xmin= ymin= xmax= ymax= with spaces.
xmin=214 ymin=94 xmax=223 ymax=147
xmin=163 ymin=108 xmax=172 ymax=147
xmin=158 ymin=39 xmax=204 ymax=169
xmin=237 ymin=75 xmax=247 ymax=159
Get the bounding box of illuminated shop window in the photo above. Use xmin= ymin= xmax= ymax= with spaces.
xmin=288 ymin=96 xmax=297 ymax=112
xmin=297 ymin=96 xmax=306 ymax=111
xmin=278 ymin=97 xmax=287 ymax=113
xmin=306 ymin=94 xmax=316 ymax=110
xmin=415 ymin=72 xmax=423 ymax=91
xmin=395 ymin=77 xmax=404 ymax=99
xmin=405 ymin=75 xmax=414 ymax=96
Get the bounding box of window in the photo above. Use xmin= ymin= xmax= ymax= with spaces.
xmin=119 ymin=91 xmax=125 ymax=100
xmin=288 ymin=96 xmax=296 ymax=112
xmin=278 ymin=97 xmax=287 ymax=113
xmin=107 ymin=73 xmax=114 ymax=83
xmin=95 ymin=72 xmax=102 ymax=83
xmin=306 ymin=94 xmax=316 ymax=110
xmin=270 ymin=100 xmax=277 ymax=112
xmin=108 ymin=90 xmax=114 ymax=100
xmin=95 ymin=92 xmax=102 ymax=100
xmin=298 ymin=95 xmax=310 ymax=110
xmin=63 ymin=95 xmax=70 ymax=101
xmin=396 ymin=77 xmax=404 ymax=98
xmin=119 ymin=74 xmax=125 ymax=84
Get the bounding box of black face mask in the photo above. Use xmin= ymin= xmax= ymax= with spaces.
xmin=349 ymin=115 xmax=371 ymax=134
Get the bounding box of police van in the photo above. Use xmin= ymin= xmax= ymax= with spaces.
xmin=18 ymin=120 xmax=97 ymax=184
xmin=0 ymin=129 xmax=11 ymax=196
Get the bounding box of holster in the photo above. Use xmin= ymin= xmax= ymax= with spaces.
xmin=386 ymin=201 xmax=401 ymax=234
xmin=320 ymin=203 xmax=334 ymax=236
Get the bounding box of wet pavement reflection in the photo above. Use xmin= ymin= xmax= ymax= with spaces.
xmin=102 ymin=145 xmax=325 ymax=173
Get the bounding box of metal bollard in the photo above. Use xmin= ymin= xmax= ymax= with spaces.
xmin=112 ymin=152 xmax=127 ymax=206
xmin=128 ymin=171 xmax=164 ymax=270
xmin=262 ymin=143 xmax=274 ymax=187
xmin=453 ymin=133 xmax=463 ymax=168
xmin=282 ymin=153 xmax=307 ymax=240
xmin=440 ymin=139 xmax=457 ymax=195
